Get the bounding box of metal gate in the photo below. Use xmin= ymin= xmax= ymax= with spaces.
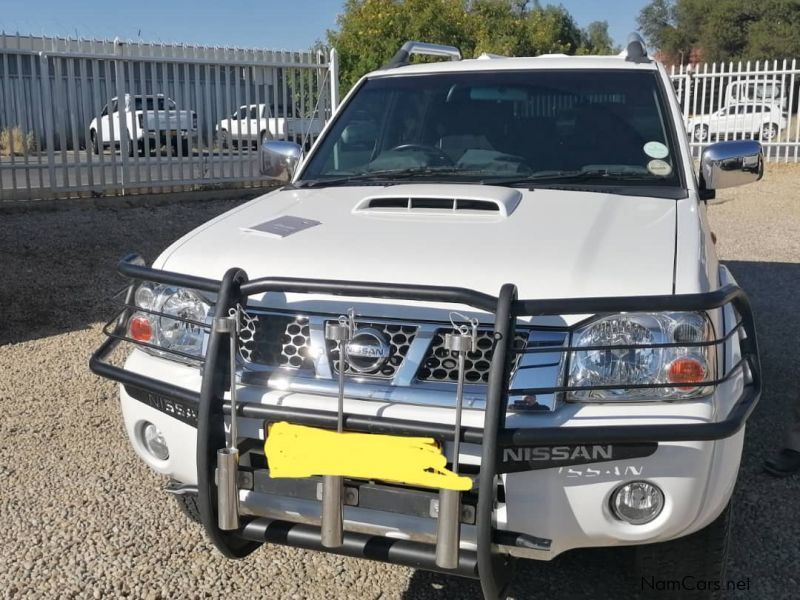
xmin=669 ymin=59 xmax=800 ymax=162
xmin=0 ymin=34 xmax=339 ymax=203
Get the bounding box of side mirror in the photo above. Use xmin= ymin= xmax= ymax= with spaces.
xmin=260 ymin=140 xmax=302 ymax=182
xmin=699 ymin=140 xmax=763 ymax=200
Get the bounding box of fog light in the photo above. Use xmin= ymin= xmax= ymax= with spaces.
xmin=141 ymin=422 xmax=169 ymax=460
xmin=611 ymin=481 xmax=664 ymax=525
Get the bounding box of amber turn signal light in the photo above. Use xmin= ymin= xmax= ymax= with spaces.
xmin=667 ymin=357 xmax=706 ymax=391
xmin=129 ymin=315 xmax=153 ymax=342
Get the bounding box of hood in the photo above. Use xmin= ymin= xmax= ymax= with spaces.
xmin=157 ymin=184 xmax=676 ymax=317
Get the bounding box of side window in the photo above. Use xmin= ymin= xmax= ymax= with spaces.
xmin=101 ymin=104 xmax=108 ymax=117
xmin=237 ymin=106 xmax=248 ymax=119
xmin=249 ymin=106 xmax=259 ymax=119
xmin=111 ymin=99 xmax=118 ymax=113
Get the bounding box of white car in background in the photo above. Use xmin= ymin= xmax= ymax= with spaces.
xmin=89 ymin=93 xmax=197 ymax=156
xmin=689 ymin=103 xmax=787 ymax=142
xmin=216 ymin=103 xmax=324 ymax=149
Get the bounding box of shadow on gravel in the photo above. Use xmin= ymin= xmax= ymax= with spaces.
xmin=403 ymin=259 xmax=800 ymax=600
xmin=403 ymin=546 xmax=634 ymax=599
xmin=0 ymin=197 xmax=251 ymax=346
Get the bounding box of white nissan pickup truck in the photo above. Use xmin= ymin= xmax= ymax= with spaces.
xmin=91 ymin=36 xmax=763 ymax=599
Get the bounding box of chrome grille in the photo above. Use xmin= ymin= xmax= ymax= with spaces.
xmin=326 ymin=322 xmax=417 ymax=379
xmin=238 ymin=313 xmax=313 ymax=369
xmin=236 ymin=309 xmax=567 ymax=411
xmin=417 ymin=330 xmax=528 ymax=384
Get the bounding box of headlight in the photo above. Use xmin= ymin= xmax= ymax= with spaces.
xmin=128 ymin=283 xmax=211 ymax=360
xmin=567 ymin=312 xmax=715 ymax=402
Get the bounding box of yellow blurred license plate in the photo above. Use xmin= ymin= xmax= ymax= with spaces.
xmin=264 ymin=422 xmax=471 ymax=491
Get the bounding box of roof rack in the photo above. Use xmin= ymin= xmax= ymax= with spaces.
xmin=385 ymin=41 xmax=462 ymax=69
xmin=624 ymin=32 xmax=651 ymax=63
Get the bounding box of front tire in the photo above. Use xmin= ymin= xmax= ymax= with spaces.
xmin=125 ymin=133 xmax=136 ymax=157
xmin=694 ymin=124 xmax=709 ymax=143
xmin=90 ymin=129 xmax=99 ymax=154
xmin=760 ymin=122 xmax=779 ymax=141
xmin=634 ymin=502 xmax=732 ymax=599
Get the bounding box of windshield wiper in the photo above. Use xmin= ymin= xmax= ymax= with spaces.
xmin=296 ymin=166 xmax=471 ymax=188
xmin=487 ymin=169 xmax=659 ymax=187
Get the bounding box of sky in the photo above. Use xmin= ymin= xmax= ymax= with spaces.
xmin=0 ymin=0 xmax=647 ymax=51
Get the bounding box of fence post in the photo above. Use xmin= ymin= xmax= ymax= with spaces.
xmin=39 ymin=51 xmax=57 ymax=197
xmin=329 ymin=47 xmax=340 ymax=114
xmin=114 ymin=38 xmax=128 ymax=195
xmin=791 ymin=59 xmax=798 ymax=162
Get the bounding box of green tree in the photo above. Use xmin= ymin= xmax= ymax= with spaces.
xmin=578 ymin=20 xmax=617 ymax=55
xmin=637 ymin=0 xmax=800 ymax=63
xmin=328 ymin=0 xmax=475 ymax=91
xmin=698 ymin=1 xmax=757 ymax=62
xmin=636 ymin=0 xmax=690 ymax=62
xmin=522 ymin=5 xmax=583 ymax=55
xmin=328 ymin=0 xmax=589 ymax=91
xmin=637 ymin=0 xmax=675 ymax=49
xmin=745 ymin=0 xmax=800 ymax=61
xmin=468 ymin=0 xmax=526 ymax=56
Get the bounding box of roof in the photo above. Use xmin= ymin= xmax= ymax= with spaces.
xmin=368 ymin=54 xmax=659 ymax=79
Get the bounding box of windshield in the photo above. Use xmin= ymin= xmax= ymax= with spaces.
xmin=300 ymin=69 xmax=684 ymax=195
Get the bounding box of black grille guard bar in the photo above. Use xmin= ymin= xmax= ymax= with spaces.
xmin=90 ymin=254 xmax=762 ymax=600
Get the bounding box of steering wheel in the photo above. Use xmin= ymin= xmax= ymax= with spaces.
xmin=387 ymin=143 xmax=454 ymax=166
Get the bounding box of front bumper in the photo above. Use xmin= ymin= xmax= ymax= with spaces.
xmin=116 ymin=351 xmax=746 ymax=561
xmin=90 ymin=255 xmax=761 ymax=599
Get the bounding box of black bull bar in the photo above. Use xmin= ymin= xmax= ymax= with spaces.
xmin=90 ymin=254 xmax=761 ymax=599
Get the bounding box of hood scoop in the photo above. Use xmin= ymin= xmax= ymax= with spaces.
xmin=352 ymin=184 xmax=522 ymax=218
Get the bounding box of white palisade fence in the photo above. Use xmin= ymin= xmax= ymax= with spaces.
xmin=669 ymin=59 xmax=800 ymax=162
xmin=0 ymin=34 xmax=338 ymax=203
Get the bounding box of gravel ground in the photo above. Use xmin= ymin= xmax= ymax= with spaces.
xmin=1 ymin=167 xmax=799 ymax=599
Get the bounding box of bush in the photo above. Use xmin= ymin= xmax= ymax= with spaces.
xmin=0 ymin=127 xmax=36 ymax=157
